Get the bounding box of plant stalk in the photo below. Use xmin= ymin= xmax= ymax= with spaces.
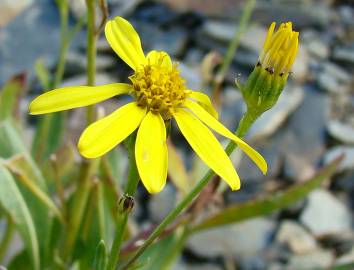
xmin=107 ymin=135 xmax=140 ymax=270
xmin=121 ymin=110 xmax=259 ymax=269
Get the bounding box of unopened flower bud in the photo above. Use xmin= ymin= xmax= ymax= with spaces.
xmin=240 ymin=22 xmax=299 ymax=113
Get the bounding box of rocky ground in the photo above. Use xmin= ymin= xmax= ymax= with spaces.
xmin=0 ymin=0 xmax=354 ymax=269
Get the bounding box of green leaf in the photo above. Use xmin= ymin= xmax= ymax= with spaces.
xmin=34 ymin=58 xmax=51 ymax=89
xmin=0 ymin=165 xmax=40 ymax=270
xmin=192 ymin=157 xmax=343 ymax=232
xmin=0 ymin=120 xmax=52 ymax=261
xmin=327 ymin=262 xmax=354 ymax=270
xmin=0 ymin=120 xmax=46 ymax=189
xmin=0 ymin=74 xmax=26 ymax=121
xmin=93 ymin=240 xmax=107 ymax=270
xmin=136 ymin=229 xmax=187 ymax=270
xmin=31 ymin=112 xmax=66 ymax=163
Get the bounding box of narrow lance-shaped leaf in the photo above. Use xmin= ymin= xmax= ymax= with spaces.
xmin=0 ymin=74 xmax=26 ymax=121
xmin=0 ymin=164 xmax=40 ymax=270
xmin=93 ymin=240 xmax=108 ymax=270
xmin=192 ymin=156 xmax=343 ymax=232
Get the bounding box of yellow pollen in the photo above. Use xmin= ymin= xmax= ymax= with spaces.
xmin=129 ymin=54 xmax=187 ymax=119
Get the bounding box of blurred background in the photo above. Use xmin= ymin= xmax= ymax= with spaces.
xmin=0 ymin=0 xmax=354 ymax=269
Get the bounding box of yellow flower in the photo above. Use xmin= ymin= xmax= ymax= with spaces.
xmin=259 ymin=22 xmax=299 ymax=77
xmin=241 ymin=22 xmax=299 ymax=113
xmin=29 ymin=17 xmax=267 ymax=193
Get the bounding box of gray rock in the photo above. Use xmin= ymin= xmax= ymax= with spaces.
xmin=178 ymin=63 xmax=202 ymax=91
xmin=187 ymin=218 xmax=276 ymax=259
xmin=317 ymin=72 xmax=344 ymax=94
xmin=173 ymin=262 xmax=222 ymax=270
xmin=300 ymin=189 xmax=352 ymax=237
xmin=0 ymin=1 xmax=85 ymax=85
xmin=248 ymin=85 xmax=304 ymax=140
xmin=276 ymin=220 xmax=317 ymax=254
xmin=60 ymin=73 xmax=118 ymax=87
xmin=286 ymin=249 xmax=334 ymax=270
xmin=0 ymin=0 xmax=33 ymax=27
xmin=305 ymin=39 xmax=329 ymax=59
xmin=201 ymin=20 xmax=236 ymax=43
xmin=148 ymin=184 xmax=176 ymax=222
xmin=335 ymin=246 xmax=354 ymax=266
xmin=65 ymin=52 xmax=116 ymax=74
xmin=291 ymin=46 xmax=309 ymax=82
xmin=332 ymin=47 xmax=354 ymax=64
xmin=323 ymin=62 xmax=352 ymax=83
xmin=327 ymin=120 xmax=354 ymax=144
xmin=283 ymin=87 xmax=329 ymax=181
xmin=323 ymin=146 xmax=354 ymax=173
xmin=135 ymin=23 xmax=188 ymax=57
xmin=202 ymin=21 xmax=266 ymax=52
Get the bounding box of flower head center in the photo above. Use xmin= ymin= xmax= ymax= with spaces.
xmin=129 ymin=53 xmax=187 ymax=119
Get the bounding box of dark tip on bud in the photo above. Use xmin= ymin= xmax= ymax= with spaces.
xmin=265 ymin=66 xmax=274 ymax=74
xmin=118 ymin=194 xmax=134 ymax=213
xmin=279 ymin=72 xmax=285 ymax=77
xmin=256 ymin=61 xmax=261 ymax=67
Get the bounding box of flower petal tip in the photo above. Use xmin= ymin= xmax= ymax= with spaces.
xmin=230 ymin=182 xmax=241 ymax=191
xmin=145 ymin=183 xmax=165 ymax=194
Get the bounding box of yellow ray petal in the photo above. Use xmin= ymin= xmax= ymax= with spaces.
xmin=174 ymin=108 xmax=240 ymax=190
xmin=187 ymin=91 xmax=219 ymax=119
xmin=105 ymin=17 xmax=146 ymax=70
xmin=78 ymin=102 xmax=146 ymax=158
xmin=135 ymin=112 xmax=168 ymax=193
xmin=29 ymin=83 xmax=132 ymax=115
xmin=184 ymin=99 xmax=267 ymax=174
xmin=146 ymin=50 xmax=172 ymax=70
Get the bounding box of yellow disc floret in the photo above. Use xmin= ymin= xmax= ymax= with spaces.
xmin=129 ymin=51 xmax=187 ymax=120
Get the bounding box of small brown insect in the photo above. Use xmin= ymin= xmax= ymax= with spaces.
xmin=118 ymin=194 xmax=134 ymax=213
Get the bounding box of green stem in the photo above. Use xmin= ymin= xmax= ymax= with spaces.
xmin=53 ymin=0 xmax=69 ymax=89
xmin=62 ymin=160 xmax=98 ymax=259
xmin=121 ymin=110 xmax=259 ymax=270
xmin=215 ymin=0 xmax=255 ymax=83
xmin=86 ymin=0 xmax=97 ymax=123
xmin=213 ymin=0 xmax=255 ymax=104
xmin=107 ymin=135 xmax=140 ymax=270
xmin=62 ymin=0 xmax=98 ymax=259
xmin=0 ymin=217 xmax=15 ymax=261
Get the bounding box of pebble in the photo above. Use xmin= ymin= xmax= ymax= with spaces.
xmin=300 ymin=189 xmax=352 ymax=237
xmin=323 ymin=62 xmax=352 ymax=83
xmin=248 ymin=85 xmax=304 ymax=140
xmin=178 ymin=63 xmax=203 ymax=90
xmin=148 ymin=184 xmax=176 ymax=222
xmin=332 ymin=46 xmax=354 ymax=64
xmin=316 ymin=72 xmax=344 ymax=94
xmin=0 ymin=0 xmax=33 ymax=27
xmin=276 ymin=220 xmax=317 ymax=254
xmin=187 ymin=218 xmax=276 ymax=259
xmin=286 ymin=249 xmax=334 ymax=270
xmin=60 ymin=73 xmax=118 ymax=87
xmin=0 ymin=1 xmax=85 ymax=85
xmin=65 ymin=52 xmax=116 ymax=75
xmin=173 ymin=262 xmax=222 ymax=270
xmin=283 ymin=87 xmax=329 ymax=181
xmin=323 ymin=146 xmax=354 ymax=173
xmin=327 ymin=120 xmax=354 ymax=144
xmin=305 ymin=39 xmax=329 ymax=59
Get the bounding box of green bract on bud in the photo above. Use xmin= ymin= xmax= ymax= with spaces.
xmin=118 ymin=194 xmax=134 ymax=214
xmin=240 ymin=22 xmax=299 ymax=114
